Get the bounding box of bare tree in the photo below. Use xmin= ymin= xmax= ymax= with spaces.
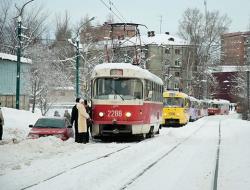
xmin=0 ymin=0 xmax=12 ymax=47
xmin=0 ymin=0 xmax=48 ymax=54
xmin=178 ymin=8 xmax=231 ymax=98
xmin=54 ymin=11 xmax=72 ymax=44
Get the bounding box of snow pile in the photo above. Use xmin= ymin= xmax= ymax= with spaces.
xmin=1 ymin=107 xmax=41 ymax=142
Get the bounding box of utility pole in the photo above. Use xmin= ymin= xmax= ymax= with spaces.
xmin=72 ymin=17 xmax=95 ymax=98
xmin=15 ymin=0 xmax=34 ymax=109
xmin=76 ymin=37 xmax=80 ymax=98
xmin=159 ymin=15 xmax=162 ymax=34
xmin=16 ymin=16 xmax=22 ymax=109
xmin=247 ymin=70 xmax=249 ymax=114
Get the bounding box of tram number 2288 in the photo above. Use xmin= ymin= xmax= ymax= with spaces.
xmin=107 ymin=110 xmax=122 ymax=117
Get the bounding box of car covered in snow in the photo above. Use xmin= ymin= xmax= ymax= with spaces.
xmin=27 ymin=117 xmax=73 ymax=140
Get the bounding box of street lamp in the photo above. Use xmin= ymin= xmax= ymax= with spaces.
xmin=15 ymin=0 xmax=34 ymax=109
xmin=71 ymin=17 xmax=95 ymax=98
xmin=247 ymin=62 xmax=250 ymax=116
xmin=16 ymin=15 xmax=22 ymax=109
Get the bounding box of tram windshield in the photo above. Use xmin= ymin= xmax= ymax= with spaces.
xmin=163 ymin=97 xmax=185 ymax=107
xmin=93 ymin=78 xmax=143 ymax=100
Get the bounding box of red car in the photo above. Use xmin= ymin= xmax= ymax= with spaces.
xmin=28 ymin=117 xmax=74 ymax=141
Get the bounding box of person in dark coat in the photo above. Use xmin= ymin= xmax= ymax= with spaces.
xmin=71 ymin=98 xmax=80 ymax=142
xmin=0 ymin=103 xmax=4 ymax=140
xmin=54 ymin=110 xmax=60 ymax=117
xmin=84 ymin=100 xmax=92 ymax=142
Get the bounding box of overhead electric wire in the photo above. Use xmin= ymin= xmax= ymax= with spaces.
xmin=99 ymin=0 xmax=126 ymax=22
xmin=109 ymin=0 xmax=127 ymax=22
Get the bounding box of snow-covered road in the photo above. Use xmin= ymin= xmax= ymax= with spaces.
xmin=0 ymin=108 xmax=250 ymax=190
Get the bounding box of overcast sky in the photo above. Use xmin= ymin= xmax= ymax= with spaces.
xmin=33 ymin=0 xmax=250 ymax=35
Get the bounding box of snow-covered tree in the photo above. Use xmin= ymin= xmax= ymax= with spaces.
xmin=52 ymin=11 xmax=75 ymax=86
xmin=71 ymin=15 xmax=104 ymax=99
xmin=26 ymin=44 xmax=72 ymax=115
xmin=178 ymin=8 xmax=231 ymax=98
xmin=230 ymin=68 xmax=250 ymax=117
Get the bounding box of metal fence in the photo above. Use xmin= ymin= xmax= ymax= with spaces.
xmin=0 ymin=95 xmax=29 ymax=110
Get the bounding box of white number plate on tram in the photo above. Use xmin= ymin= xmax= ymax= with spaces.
xmin=107 ymin=110 xmax=122 ymax=117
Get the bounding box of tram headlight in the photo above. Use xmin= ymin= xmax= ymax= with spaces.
xmin=99 ymin=112 xmax=104 ymax=117
xmin=125 ymin=112 xmax=132 ymax=118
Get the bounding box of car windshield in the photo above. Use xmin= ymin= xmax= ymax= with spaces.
xmin=163 ymin=97 xmax=185 ymax=107
xmin=93 ymin=78 xmax=143 ymax=100
xmin=211 ymin=104 xmax=219 ymax=108
xmin=34 ymin=118 xmax=65 ymax=128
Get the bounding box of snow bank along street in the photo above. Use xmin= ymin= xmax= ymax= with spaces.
xmin=0 ymin=108 xmax=250 ymax=190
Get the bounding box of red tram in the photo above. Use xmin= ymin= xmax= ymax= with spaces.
xmin=90 ymin=63 xmax=163 ymax=139
xmin=207 ymin=99 xmax=230 ymax=115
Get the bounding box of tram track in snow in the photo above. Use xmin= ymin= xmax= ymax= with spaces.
xmin=119 ymin=120 xmax=211 ymax=190
xmin=212 ymin=120 xmax=221 ymax=190
xmin=21 ymin=144 xmax=132 ymax=190
xmin=21 ymin=131 xmax=171 ymax=190
xmin=21 ymin=119 xmax=219 ymax=190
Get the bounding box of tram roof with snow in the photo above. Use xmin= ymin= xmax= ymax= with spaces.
xmin=91 ymin=63 xmax=163 ymax=85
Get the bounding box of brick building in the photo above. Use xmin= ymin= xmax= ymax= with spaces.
xmin=221 ymin=31 xmax=250 ymax=65
xmin=211 ymin=31 xmax=250 ymax=102
xmin=80 ymin=22 xmax=137 ymax=42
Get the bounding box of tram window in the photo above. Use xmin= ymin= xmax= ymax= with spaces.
xmin=152 ymin=82 xmax=155 ymax=101
xmin=145 ymin=80 xmax=152 ymax=101
xmin=156 ymin=84 xmax=159 ymax=101
xmin=212 ymin=104 xmax=219 ymax=108
xmin=163 ymin=97 xmax=184 ymax=107
xmin=158 ymin=85 xmax=162 ymax=101
xmin=119 ymin=80 xmax=130 ymax=95
xmin=185 ymin=99 xmax=191 ymax=107
xmin=94 ymin=78 xmax=143 ymax=100
xmin=132 ymin=81 xmax=143 ymax=99
xmin=120 ymin=79 xmax=143 ymax=99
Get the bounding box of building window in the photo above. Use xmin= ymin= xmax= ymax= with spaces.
xmin=175 ymin=60 xmax=181 ymax=66
xmin=175 ymin=72 xmax=180 ymax=77
xmin=165 ymin=48 xmax=170 ymax=54
xmin=174 ymin=83 xmax=179 ymax=90
xmin=175 ymin=49 xmax=181 ymax=55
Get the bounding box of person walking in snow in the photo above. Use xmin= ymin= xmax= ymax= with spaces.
xmin=54 ymin=110 xmax=60 ymax=117
xmin=77 ymin=99 xmax=90 ymax=143
xmin=0 ymin=103 xmax=4 ymax=140
xmin=71 ymin=98 xmax=80 ymax=142
xmin=63 ymin=110 xmax=71 ymax=122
